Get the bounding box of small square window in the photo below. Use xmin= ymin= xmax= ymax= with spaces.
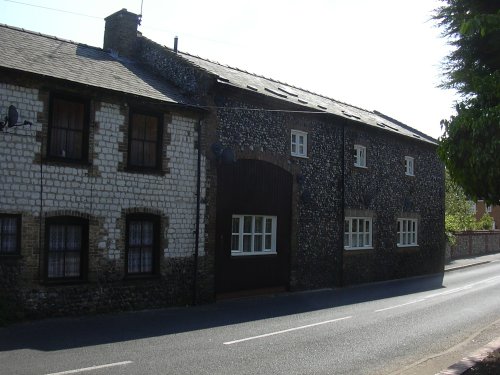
xmin=344 ymin=217 xmax=372 ymax=250
xmin=291 ymin=130 xmax=307 ymax=158
xmin=397 ymin=218 xmax=418 ymax=246
xmin=0 ymin=215 xmax=21 ymax=255
xmin=354 ymin=145 xmax=367 ymax=168
xmin=231 ymin=215 xmax=277 ymax=255
xmin=405 ymin=156 xmax=414 ymax=176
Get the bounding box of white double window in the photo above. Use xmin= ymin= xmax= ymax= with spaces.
xmin=397 ymin=218 xmax=418 ymax=247
xmin=344 ymin=217 xmax=372 ymax=250
xmin=231 ymin=215 xmax=277 ymax=255
xmin=354 ymin=145 xmax=367 ymax=168
xmin=405 ymin=156 xmax=414 ymax=176
xmin=291 ymin=130 xmax=307 ymax=158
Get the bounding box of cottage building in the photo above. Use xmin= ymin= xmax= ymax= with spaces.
xmin=0 ymin=9 xmax=445 ymax=317
xmin=0 ymin=22 xmax=208 ymax=316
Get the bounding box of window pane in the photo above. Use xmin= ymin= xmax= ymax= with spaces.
xmin=129 ymin=222 xmax=142 ymax=246
xmin=243 ymin=216 xmax=252 ymax=233
xmin=359 ymin=234 xmax=364 ymax=247
xmin=0 ymin=218 xmax=17 ymax=253
xmin=243 ymin=235 xmax=252 ymax=252
xmin=265 ymin=234 xmax=272 ymax=250
xmin=231 ymin=235 xmax=240 ymax=251
xmin=254 ymin=235 xmax=263 ymax=252
xmin=142 ymin=221 xmax=154 ymax=246
xmin=141 ymin=247 xmax=153 ymax=272
xmin=232 ymin=217 xmax=240 ymax=233
xmin=49 ymin=225 xmax=65 ymax=251
xmin=128 ymin=248 xmax=141 ymax=273
xmin=255 ymin=217 xmax=263 ymax=233
xmin=64 ymin=251 xmax=80 ymax=277
xmin=48 ymin=252 xmax=64 ymax=278
xmin=143 ymin=140 xmax=157 ymax=167
xmin=265 ymin=218 xmax=272 ymax=234
xmin=66 ymin=225 xmax=81 ymax=251
xmin=344 ymin=233 xmax=349 ymax=247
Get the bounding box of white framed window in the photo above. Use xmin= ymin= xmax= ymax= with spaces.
xmin=487 ymin=205 xmax=493 ymax=213
xmin=354 ymin=145 xmax=367 ymax=168
xmin=291 ymin=130 xmax=307 ymax=158
xmin=344 ymin=217 xmax=372 ymax=250
xmin=405 ymin=156 xmax=414 ymax=176
xmin=397 ymin=218 xmax=418 ymax=247
xmin=231 ymin=215 xmax=277 ymax=255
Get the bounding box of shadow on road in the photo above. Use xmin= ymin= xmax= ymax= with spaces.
xmin=0 ymin=272 xmax=444 ymax=352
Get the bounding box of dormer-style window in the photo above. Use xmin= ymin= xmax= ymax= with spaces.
xmin=48 ymin=96 xmax=89 ymax=162
xmin=291 ymin=130 xmax=307 ymax=158
xmin=405 ymin=156 xmax=414 ymax=176
xmin=354 ymin=145 xmax=367 ymax=168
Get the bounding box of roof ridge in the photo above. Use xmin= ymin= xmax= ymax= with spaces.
xmin=177 ymin=49 xmax=372 ymax=114
xmin=0 ymin=23 xmax=103 ymax=52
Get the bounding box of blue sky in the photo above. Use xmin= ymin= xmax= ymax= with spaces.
xmin=1 ymin=0 xmax=458 ymax=138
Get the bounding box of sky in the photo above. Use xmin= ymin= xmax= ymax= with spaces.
xmin=1 ymin=0 xmax=458 ymax=139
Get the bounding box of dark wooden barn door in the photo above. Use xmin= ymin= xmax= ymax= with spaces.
xmin=215 ymin=159 xmax=292 ymax=294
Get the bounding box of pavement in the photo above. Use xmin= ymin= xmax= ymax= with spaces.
xmin=436 ymin=252 xmax=500 ymax=375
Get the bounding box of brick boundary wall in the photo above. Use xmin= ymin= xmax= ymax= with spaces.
xmin=446 ymin=231 xmax=500 ymax=262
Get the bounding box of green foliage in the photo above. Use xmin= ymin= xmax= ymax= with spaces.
xmin=476 ymin=212 xmax=494 ymax=230
xmin=434 ymin=0 xmax=500 ymax=204
xmin=444 ymin=169 xmax=493 ymax=243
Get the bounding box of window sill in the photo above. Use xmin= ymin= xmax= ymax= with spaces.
xmin=397 ymin=244 xmax=419 ymax=248
xmin=291 ymin=154 xmax=309 ymax=159
xmin=0 ymin=254 xmax=22 ymax=261
xmin=124 ymin=273 xmax=161 ymax=281
xmin=344 ymin=246 xmax=374 ymax=251
xmin=43 ymin=278 xmax=88 ymax=286
xmin=124 ymin=167 xmax=166 ymax=176
xmin=354 ymin=165 xmax=367 ymax=169
xmin=405 ymin=173 xmax=415 ymax=177
xmin=43 ymin=157 xmax=91 ymax=168
xmin=231 ymin=251 xmax=278 ymax=257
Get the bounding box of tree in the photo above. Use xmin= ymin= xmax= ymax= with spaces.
xmin=434 ymin=0 xmax=500 ymax=204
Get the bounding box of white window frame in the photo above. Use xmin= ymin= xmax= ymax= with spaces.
xmin=354 ymin=145 xmax=367 ymax=168
xmin=231 ymin=215 xmax=277 ymax=256
xmin=487 ymin=205 xmax=493 ymax=213
xmin=405 ymin=156 xmax=414 ymax=176
xmin=291 ymin=130 xmax=308 ymax=158
xmin=397 ymin=218 xmax=418 ymax=247
xmin=344 ymin=217 xmax=373 ymax=250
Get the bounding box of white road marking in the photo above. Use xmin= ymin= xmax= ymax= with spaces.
xmin=223 ymin=316 xmax=352 ymax=345
xmin=375 ymin=275 xmax=500 ymax=313
xmin=375 ymin=299 xmax=426 ymax=313
xmin=45 ymin=361 xmax=133 ymax=375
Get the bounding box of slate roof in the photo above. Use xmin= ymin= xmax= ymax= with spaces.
xmin=178 ymin=51 xmax=437 ymax=145
xmin=0 ymin=24 xmax=190 ymax=106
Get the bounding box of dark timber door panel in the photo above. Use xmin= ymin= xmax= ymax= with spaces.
xmin=215 ymin=159 xmax=292 ymax=294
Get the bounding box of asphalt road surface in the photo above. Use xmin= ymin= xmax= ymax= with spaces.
xmin=1 ymin=260 xmax=500 ymax=375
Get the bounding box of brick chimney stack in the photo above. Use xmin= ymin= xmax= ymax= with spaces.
xmin=103 ymin=9 xmax=141 ymax=58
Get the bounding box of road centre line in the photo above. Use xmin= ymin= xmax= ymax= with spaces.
xmin=45 ymin=361 xmax=133 ymax=375
xmin=223 ymin=316 xmax=352 ymax=345
xmin=375 ymin=275 xmax=500 ymax=313
xmin=375 ymin=299 xmax=426 ymax=313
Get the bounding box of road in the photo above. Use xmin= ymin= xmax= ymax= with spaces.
xmin=1 ymin=260 xmax=500 ymax=375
